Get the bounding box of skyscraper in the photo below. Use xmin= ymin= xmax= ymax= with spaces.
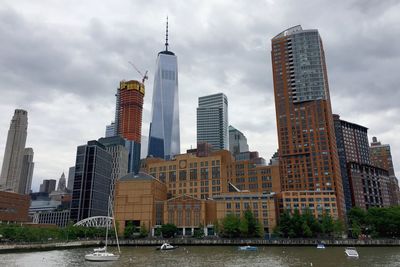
xmin=0 ymin=109 xmax=28 ymax=193
xmin=271 ymin=26 xmax=345 ymax=218
xmin=148 ymin=19 xmax=180 ymax=159
xmin=334 ymin=115 xmax=390 ymax=210
xmin=370 ymin=137 xmax=400 ymax=206
xmin=98 ymin=136 xmax=128 ymax=207
xmin=39 ymin=179 xmax=57 ymax=194
xmin=18 ymin=148 xmax=34 ymax=194
xmin=57 ymin=172 xmax=67 ymax=191
xmin=114 ymin=80 xmax=145 ymax=173
xmin=229 ymin=125 xmax=249 ymax=156
xmin=197 ymin=93 xmax=229 ymax=151
xmin=67 ymin=166 xmax=75 ymax=191
xmin=105 ymin=122 xmax=115 ymax=138
xmin=70 ymin=141 xmax=112 ymax=222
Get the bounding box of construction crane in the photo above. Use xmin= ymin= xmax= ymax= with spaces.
xmin=128 ymin=61 xmax=148 ymax=84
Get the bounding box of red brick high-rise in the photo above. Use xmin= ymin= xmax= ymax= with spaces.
xmin=271 ymin=26 xmax=345 ymax=219
xmin=114 ymin=80 xmax=145 ymax=174
xmin=115 ymin=80 xmax=145 ymax=143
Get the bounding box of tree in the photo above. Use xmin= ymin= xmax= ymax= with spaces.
xmin=242 ymin=209 xmax=262 ymax=237
xmin=221 ymin=213 xmax=241 ymax=238
xmin=139 ymin=224 xmax=148 ymax=238
xmin=124 ymin=222 xmax=136 ymax=239
xmin=320 ymin=213 xmax=334 ymax=237
xmin=302 ymin=221 xmax=312 ymax=238
xmin=160 ymin=223 xmax=177 ymax=238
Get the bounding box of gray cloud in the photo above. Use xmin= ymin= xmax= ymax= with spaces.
xmin=0 ymin=0 xmax=399 ymax=190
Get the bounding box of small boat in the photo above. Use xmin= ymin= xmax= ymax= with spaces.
xmin=317 ymin=244 xmax=325 ymax=249
xmin=85 ymin=252 xmax=120 ymax=261
xmin=345 ymin=247 xmax=359 ymax=258
xmin=158 ymin=242 xmax=178 ymax=250
xmin=238 ymin=245 xmax=258 ymax=251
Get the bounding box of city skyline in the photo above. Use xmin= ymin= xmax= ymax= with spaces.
xmin=0 ymin=1 xmax=399 ymax=191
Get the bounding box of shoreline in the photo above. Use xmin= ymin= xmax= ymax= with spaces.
xmin=1 ymin=238 xmax=400 ymax=253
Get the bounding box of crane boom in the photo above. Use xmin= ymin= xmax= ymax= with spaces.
xmin=128 ymin=61 xmax=148 ymax=84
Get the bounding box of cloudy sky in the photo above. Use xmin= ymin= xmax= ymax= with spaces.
xmin=1 ymin=0 xmax=399 ymax=191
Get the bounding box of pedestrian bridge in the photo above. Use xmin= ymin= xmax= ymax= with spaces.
xmin=74 ymin=216 xmax=113 ymax=228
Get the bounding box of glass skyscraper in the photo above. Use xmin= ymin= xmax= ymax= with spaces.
xmin=148 ymin=20 xmax=180 ymax=159
xmin=197 ymin=93 xmax=229 ymax=151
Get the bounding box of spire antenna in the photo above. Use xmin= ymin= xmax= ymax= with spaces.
xmin=165 ymin=16 xmax=169 ymax=51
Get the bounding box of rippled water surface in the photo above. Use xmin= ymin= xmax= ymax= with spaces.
xmin=1 ymin=245 xmax=400 ymax=267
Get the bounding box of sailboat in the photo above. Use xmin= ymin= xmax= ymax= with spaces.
xmin=85 ymin=197 xmax=121 ymax=261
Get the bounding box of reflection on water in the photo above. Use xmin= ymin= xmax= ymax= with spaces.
xmin=0 ymin=245 xmax=399 ymax=267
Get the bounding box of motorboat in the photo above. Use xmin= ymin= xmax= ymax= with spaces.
xmin=85 ymin=196 xmax=121 ymax=262
xmin=317 ymin=243 xmax=325 ymax=249
xmin=238 ymin=245 xmax=258 ymax=251
xmin=159 ymin=242 xmax=178 ymax=250
xmin=85 ymin=251 xmax=120 ymax=261
xmin=345 ymin=247 xmax=359 ymax=258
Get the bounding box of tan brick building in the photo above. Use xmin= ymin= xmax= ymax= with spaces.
xmin=213 ymin=192 xmax=277 ymax=233
xmin=114 ymin=172 xmax=167 ymax=235
xmin=278 ymin=191 xmax=338 ymax=219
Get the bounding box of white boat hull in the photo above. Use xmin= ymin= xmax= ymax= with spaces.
xmin=85 ymin=253 xmax=120 ymax=261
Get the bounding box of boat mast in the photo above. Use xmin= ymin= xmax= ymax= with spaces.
xmin=111 ymin=200 xmax=121 ymax=254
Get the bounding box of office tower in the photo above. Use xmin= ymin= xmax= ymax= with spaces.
xmin=67 ymin=166 xmax=75 ymax=191
xmin=0 ymin=109 xmax=28 ymax=193
xmin=148 ymin=19 xmax=180 ymax=159
xmin=229 ymin=125 xmax=249 ymax=156
xmin=105 ymin=122 xmax=115 ymax=138
xmin=333 ymin=115 xmax=390 ymax=210
xmin=98 ymin=136 xmax=128 ymax=205
xmin=114 ymin=80 xmax=145 ymax=173
xmin=370 ymin=137 xmax=400 ymax=206
xmin=57 ymin=172 xmax=67 ymax=191
xmin=140 ymin=135 xmax=148 ymax=159
xmin=70 ymin=141 xmax=112 ymax=222
xmin=197 ymin=93 xmax=229 ymax=151
xmin=39 ymin=179 xmax=57 ymax=194
xmin=18 ymin=148 xmax=34 ymax=194
xmin=271 ymin=25 xmax=345 ymax=218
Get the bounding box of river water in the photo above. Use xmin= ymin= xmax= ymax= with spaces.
xmin=1 ymin=246 xmax=400 ymax=267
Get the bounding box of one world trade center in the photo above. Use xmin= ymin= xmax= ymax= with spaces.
xmin=148 ymin=19 xmax=180 ymax=159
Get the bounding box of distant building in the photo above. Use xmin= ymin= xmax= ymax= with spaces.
xmin=148 ymin=20 xmax=180 ymax=160
xmin=67 ymin=166 xmax=75 ymax=191
xmin=229 ymin=125 xmax=249 ymax=156
xmin=140 ymin=135 xmax=148 ymax=159
xmin=370 ymin=137 xmax=400 ymax=206
xmin=105 ymin=122 xmax=116 ymax=137
xmin=333 ymin=116 xmax=392 ymax=210
xmin=98 ymin=136 xmax=129 ymax=206
xmin=0 ymin=191 xmax=30 ymax=223
xmin=347 ymin=162 xmax=390 ymax=209
xmin=39 ymin=179 xmax=57 ymax=194
xmin=19 ymin=147 xmax=34 ymax=194
xmin=32 ymin=209 xmax=70 ymax=228
xmin=57 ymin=172 xmax=67 ymax=191
xmin=197 ymin=93 xmax=229 ymax=151
xmin=0 ymin=109 xmax=28 ymax=193
xmin=32 ymin=209 xmax=70 ymax=227
xmin=70 ymin=140 xmax=112 ymax=223
xmin=234 ymin=151 xmax=266 ymax=166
